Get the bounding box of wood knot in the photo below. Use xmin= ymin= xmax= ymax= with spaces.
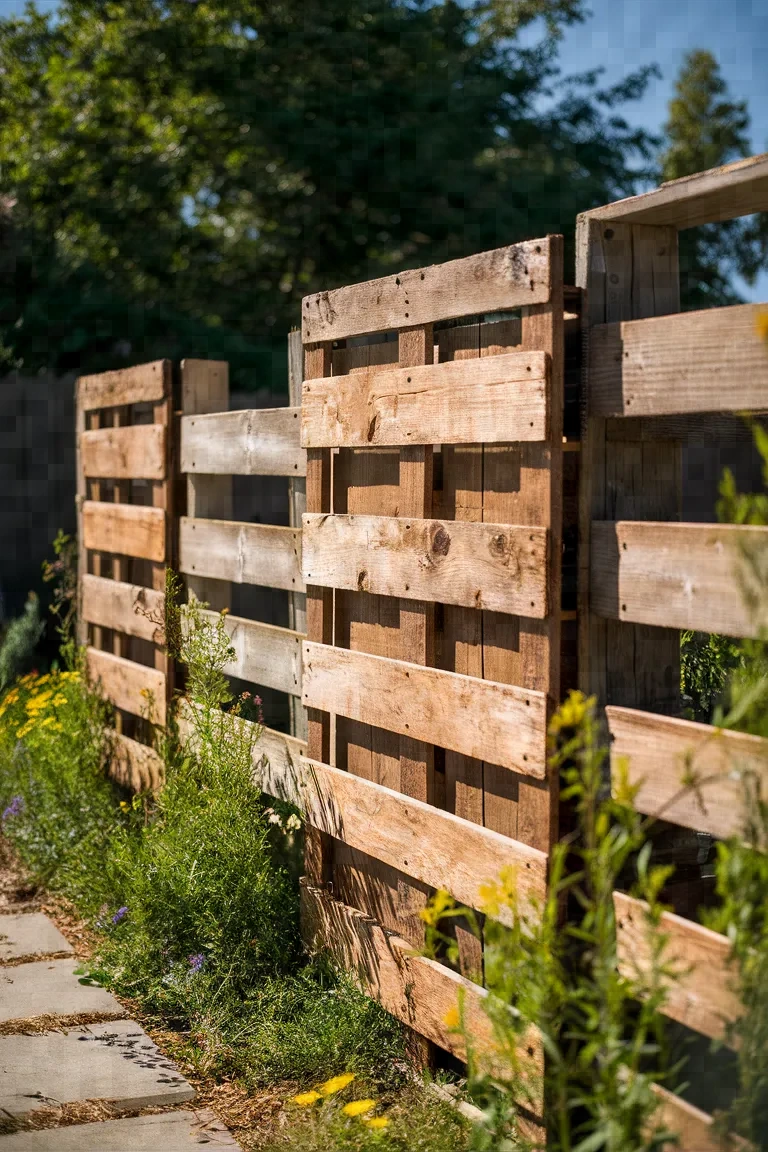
xmin=431 ymin=526 xmax=451 ymax=556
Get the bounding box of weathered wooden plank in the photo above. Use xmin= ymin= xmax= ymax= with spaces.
xmin=181 ymin=407 xmax=306 ymax=476
xmin=80 ymin=424 xmax=166 ymax=480
xmin=301 ymin=352 xmax=549 ymax=447
xmin=302 ymin=240 xmax=551 ymax=342
xmin=178 ymin=517 xmax=304 ymax=593
xmin=608 ymin=706 xmax=768 ymax=840
xmin=78 ymin=360 xmax=170 ymax=410
xmin=261 ymin=756 xmax=547 ymax=923
xmin=301 ymin=880 xmax=543 ymax=1093
xmin=591 ymin=520 xmax=767 ymax=638
xmin=651 ymin=1086 xmax=725 ymax=1152
xmin=199 ymin=609 xmax=303 ymax=697
xmin=82 ymin=501 xmax=166 ymax=563
xmin=86 ymin=647 xmax=166 ymax=725
xmin=81 ymin=573 xmax=164 ymax=644
xmin=614 ymin=892 xmax=740 ymax=1044
xmin=302 ymin=641 xmax=547 ymax=778
xmin=579 ymin=152 xmax=768 ymax=228
xmin=109 ymin=732 xmax=164 ymax=792
xmin=590 ymin=305 xmax=768 ymax=418
xmin=303 ymin=513 xmax=548 ymax=617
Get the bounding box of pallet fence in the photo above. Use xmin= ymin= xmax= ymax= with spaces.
xmin=578 ymin=151 xmax=768 ymax=1147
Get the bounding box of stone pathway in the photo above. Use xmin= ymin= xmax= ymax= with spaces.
xmin=0 ymin=908 xmax=242 ymax=1148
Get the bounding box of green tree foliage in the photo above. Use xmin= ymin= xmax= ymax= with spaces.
xmin=660 ymin=50 xmax=767 ymax=309
xmin=0 ymin=0 xmax=660 ymax=387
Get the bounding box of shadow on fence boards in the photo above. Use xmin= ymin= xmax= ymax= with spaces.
xmin=19 ymin=151 xmax=768 ymax=1147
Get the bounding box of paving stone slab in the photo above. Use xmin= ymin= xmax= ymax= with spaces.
xmin=0 ymin=1020 xmax=196 ymax=1117
xmin=0 ymin=959 xmax=122 ymax=1022
xmin=0 ymin=914 xmax=73 ymax=961
xmin=0 ymin=1109 xmax=240 ymax=1149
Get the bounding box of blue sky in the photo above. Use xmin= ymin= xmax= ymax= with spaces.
xmin=2 ymin=0 xmax=767 ymax=298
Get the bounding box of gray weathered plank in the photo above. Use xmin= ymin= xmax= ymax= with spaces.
xmin=181 ymin=407 xmax=306 ymax=476
xmin=178 ymin=517 xmax=304 ymax=592
xmin=200 ymin=609 xmax=303 ymax=696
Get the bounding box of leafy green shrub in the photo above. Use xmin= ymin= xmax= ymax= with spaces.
xmin=0 ymin=594 xmax=44 ymax=691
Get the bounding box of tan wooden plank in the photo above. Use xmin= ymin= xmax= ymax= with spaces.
xmin=109 ymin=732 xmax=164 ymax=792
xmin=86 ymin=647 xmax=166 ymax=725
xmin=81 ymin=574 xmax=164 ymax=644
xmin=301 ymin=352 xmax=549 ymax=447
xmin=82 ymin=501 xmax=166 ymax=563
xmin=579 ymin=151 xmax=768 ymax=228
xmin=301 ymin=240 xmax=551 ymax=342
xmin=590 ymin=304 xmax=768 ymax=418
xmin=178 ymin=517 xmax=304 ymax=593
xmin=651 ymin=1086 xmax=725 ymax=1152
xmin=199 ymin=609 xmax=303 ymax=697
xmin=303 ymin=513 xmax=548 ymax=617
xmin=591 ymin=520 xmax=767 ymax=638
xmin=78 ymin=360 xmax=170 ymax=410
xmin=301 ymin=880 xmax=543 ymax=1095
xmin=260 ymin=756 xmax=547 ymax=923
xmin=608 ymin=706 xmax=768 ymax=840
xmin=614 ymin=892 xmax=740 ymax=1044
xmin=80 ymin=424 xmax=166 ymax=480
xmin=302 ymin=641 xmax=547 ymax=778
xmin=181 ymin=407 xmax=306 ymax=476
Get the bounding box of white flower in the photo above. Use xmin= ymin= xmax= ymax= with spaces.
xmin=286 ymin=813 xmax=302 ymax=831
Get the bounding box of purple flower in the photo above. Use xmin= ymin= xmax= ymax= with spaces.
xmin=2 ymin=795 xmax=24 ymax=821
xmin=111 ymin=906 xmax=128 ymax=925
xmin=188 ymin=953 xmax=205 ymax=973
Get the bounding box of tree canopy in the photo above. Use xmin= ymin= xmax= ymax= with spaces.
xmin=1 ymin=0 xmax=663 ymax=386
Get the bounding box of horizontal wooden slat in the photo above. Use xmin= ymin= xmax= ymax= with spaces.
xmin=178 ymin=518 xmax=303 ymax=592
xmin=200 ymin=609 xmax=303 ymax=696
xmin=581 ymin=152 xmax=768 ymax=228
xmin=303 ymin=513 xmax=548 ymax=617
xmin=590 ymin=305 xmax=768 ymax=418
xmin=81 ymin=574 xmax=164 ymax=643
xmin=608 ymin=706 xmax=768 ymax=840
xmin=81 ymin=424 xmax=166 ymax=480
xmin=302 ymin=240 xmax=551 ymax=342
xmin=301 ymin=352 xmax=549 ymax=447
xmin=614 ymin=892 xmax=740 ymax=1045
xmin=109 ymin=732 xmax=164 ymax=792
xmin=78 ymin=360 xmax=170 ymax=410
xmin=651 ymin=1086 xmax=723 ymax=1152
xmin=303 ymin=641 xmax=547 ymax=778
xmin=302 ymin=881 xmax=542 ymax=1092
xmin=591 ymin=521 xmax=766 ymax=638
xmin=82 ymin=501 xmax=166 ymax=563
xmin=86 ymin=647 xmax=166 ymax=725
xmin=181 ymin=408 xmax=306 ymax=476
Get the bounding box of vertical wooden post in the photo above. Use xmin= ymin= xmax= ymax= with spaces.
xmin=75 ymin=380 xmax=88 ymax=649
xmin=288 ymin=329 xmax=308 ymax=743
xmin=180 ymin=360 xmax=232 ymax=613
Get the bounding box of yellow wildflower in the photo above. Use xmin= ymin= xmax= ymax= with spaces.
xmin=364 ymin=1117 xmax=389 ymax=1130
xmin=443 ymin=1006 xmax=460 ymax=1030
xmin=16 ymin=721 xmax=34 ymax=739
xmin=293 ymin=1090 xmax=322 ymax=1106
xmin=342 ymin=1099 xmax=376 ymax=1117
xmin=51 ymin=694 xmax=67 ymax=707
xmin=320 ymin=1072 xmax=355 ymax=1096
xmin=479 ymin=864 xmax=518 ymax=919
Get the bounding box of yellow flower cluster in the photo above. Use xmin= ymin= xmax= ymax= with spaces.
xmin=0 ymin=671 xmax=79 ymax=739
xmin=292 ymin=1072 xmax=389 ymax=1130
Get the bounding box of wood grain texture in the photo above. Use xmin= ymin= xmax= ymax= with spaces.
xmin=302 ymin=240 xmax=551 ymax=342
xmin=651 ymin=1086 xmax=730 ymax=1152
xmin=302 ymin=641 xmax=548 ymax=778
xmin=589 ymin=304 xmax=768 ymax=418
xmin=608 ymin=706 xmax=768 ymax=840
xmin=86 ymin=646 xmax=166 ymax=725
xmin=578 ymin=151 xmax=768 ymax=228
xmin=198 ymin=609 xmax=303 ymax=697
xmin=591 ymin=520 xmax=766 ymax=638
xmin=81 ymin=423 xmax=166 ymax=480
xmin=82 ymin=501 xmax=166 ymax=562
xmin=261 ymin=756 xmax=547 ymax=923
xmin=614 ymin=892 xmax=741 ymax=1044
xmin=78 ymin=360 xmax=170 ymax=410
xmin=301 ymin=352 xmax=549 ymax=447
xmin=81 ymin=574 xmax=164 ymax=644
xmin=179 ymin=517 xmax=303 ymax=592
xmin=109 ymin=732 xmax=164 ymax=792
xmin=181 ymin=407 xmax=306 ymax=476
xmin=303 ymin=513 xmax=548 ymax=617
xmin=301 ymin=880 xmax=543 ymax=1094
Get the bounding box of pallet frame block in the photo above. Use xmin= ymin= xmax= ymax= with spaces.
xmin=76 ymin=361 xmax=173 ymax=775
xmin=300 ymin=239 xmax=566 ymax=1067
